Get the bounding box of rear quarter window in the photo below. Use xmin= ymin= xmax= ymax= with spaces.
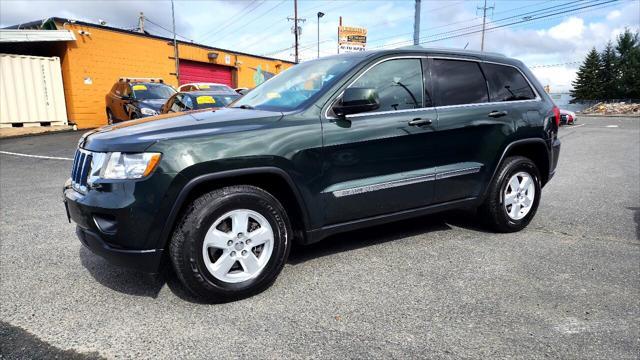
xmin=432 ymin=59 xmax=488 ymax=106
xmin=483 ymin=63 xmax=536 ymax=101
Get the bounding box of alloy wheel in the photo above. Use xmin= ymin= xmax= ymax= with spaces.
xmin=202 ymin=209 xmax=274 ymax=283
xmin=503 ymin=171 xmax=535 ymax=220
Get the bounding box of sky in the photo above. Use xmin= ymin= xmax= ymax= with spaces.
xmin=1 ymin=0 xmax=639 ymax=92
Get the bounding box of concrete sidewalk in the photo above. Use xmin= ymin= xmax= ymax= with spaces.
xmin=0 ymin=125 xmax=76 ymax=139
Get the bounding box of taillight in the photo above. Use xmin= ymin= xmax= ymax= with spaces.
xmin=552 ymin=106 xmax=560 ymax=127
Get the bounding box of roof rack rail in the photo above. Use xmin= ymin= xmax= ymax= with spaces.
xmin=119 ymin=77 xmax=164 ymax=83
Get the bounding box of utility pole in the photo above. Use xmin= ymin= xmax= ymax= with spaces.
xmin=413 ymin=0 xmax=421 ymax=46
xmin=138 ymin=12 xmax=145 ymax=33
xmin=477 ymin=0 xmax=494 ymax=51
xmin=287 ymin=0 xmax=305 ymax=63
xmin=317 ymin=12 xmax=324 ymax=58
xmin=171 ymin=0 xmax=179 ymax=83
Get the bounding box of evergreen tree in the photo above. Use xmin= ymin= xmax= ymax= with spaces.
xmin=571 ymin=48 xmax=602 ymax=100
xmin=615 ymin=28 xmax=640 ymax=99
xmin=599 ymin=41 xmax=618 ymax=100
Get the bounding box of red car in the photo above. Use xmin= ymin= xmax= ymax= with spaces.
xmin=559 ymin=109 xmax=577 ymax=125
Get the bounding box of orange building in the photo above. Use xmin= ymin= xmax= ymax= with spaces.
xmin=2 ymin=18 xmax=294 ymax=129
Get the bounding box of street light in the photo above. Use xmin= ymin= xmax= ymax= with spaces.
xmin=317 ymin=12 xmax=325 ymax=58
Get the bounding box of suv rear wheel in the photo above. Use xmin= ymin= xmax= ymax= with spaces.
xmin=169 ymin=185 xmax=291 ymax=302
xmin=480 ymin=156 xmax=541 ymax=232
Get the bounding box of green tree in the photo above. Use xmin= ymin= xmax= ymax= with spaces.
xmin=615 ymin=28 xmax=640 ymax=99
xmin=599 ymin=41 xmax=618 ymax=100
xmin=571 ymin=48 xmax=602 ymax=100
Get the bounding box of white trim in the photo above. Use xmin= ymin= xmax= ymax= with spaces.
xmin=435 ymin=166 xmax=482 ymax=180
xmin=332 ymin=173 xmax=436 ymax=198
xmin=330 ymin=165 xmax=483 ymax=198
xmin=0 ymin=150 xmax=73 ymax=161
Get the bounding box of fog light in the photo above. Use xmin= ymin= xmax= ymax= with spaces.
xmin=93 ymin=214 xmax=117 ymax=235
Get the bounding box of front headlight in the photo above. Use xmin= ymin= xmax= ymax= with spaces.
xmin=140 ymin=107 xmax=158 ymax=116
xmin=102 ymin=152 xmax=161 ymax=179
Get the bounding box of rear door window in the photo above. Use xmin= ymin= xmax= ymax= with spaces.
xmin=431 ymin=59 xmax=488 ymax=106
xmin=482 ymin=63 xmax=536 ymax=101
xmin=349 ymin=58 xmax=424 ymax=112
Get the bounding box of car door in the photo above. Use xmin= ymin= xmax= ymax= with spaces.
xmin=429 ymin=57 xmax=519 ymax=203
xmin=320 ymin=57 xmax=438 ymax=225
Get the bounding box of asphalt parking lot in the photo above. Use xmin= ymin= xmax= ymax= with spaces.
xmin=1 ymin=116 xmax=638 ymax=359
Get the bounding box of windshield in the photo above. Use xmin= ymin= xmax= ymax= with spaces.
xmin=231 ymin=57 xmax=359 ymax=111
xmin=132 ymin=83 xmax=176 ymax=100
xmin=194 ymin=94 xmax=240 ymax=109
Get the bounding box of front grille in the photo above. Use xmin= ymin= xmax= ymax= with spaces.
xmin=71 ymin=149 xmax=92 ymax=190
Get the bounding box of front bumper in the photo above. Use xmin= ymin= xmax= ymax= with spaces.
xmin=75 ymin=226 xmax=163 ymax=273
xmin=63 ymin=180 xmax=164 ymax=273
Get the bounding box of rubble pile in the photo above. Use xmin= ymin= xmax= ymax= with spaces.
xmin=582 ymin=102 xmax=640 ymax=115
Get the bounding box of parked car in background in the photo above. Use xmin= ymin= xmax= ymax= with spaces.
xmin=178 ymin=82 xmax=235 ymax=93
xmin=65 ymin=47 xmax=561 ymax=302
xmin=559 ymin=109 xmax=577 ymax=125
xmin=105 ymin=78 xmax=175 ymax=124
xmin=161 ymin=91 xmax=240 ymax=114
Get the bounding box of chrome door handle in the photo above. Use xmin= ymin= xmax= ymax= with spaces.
xmin=408 ymin=118 xmax=432 ymax=126
xmin=488 ymin=110 xmax=508 ymax=118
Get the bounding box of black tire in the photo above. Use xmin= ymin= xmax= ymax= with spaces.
xmin=479 ymin=156 xmax=541 ymax=233
xmin=106 ymin=109 xmax=114 ymax=125
xmin=169 ymin=185 xmax=292 ymax=302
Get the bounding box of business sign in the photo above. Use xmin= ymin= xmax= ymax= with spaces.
xmin=338 ymin=25 xmax=367 ymax=53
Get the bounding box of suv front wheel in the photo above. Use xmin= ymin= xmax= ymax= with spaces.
xmin=480 ymin=156 xmax=541 ymax=232
xmin=169 ymin=185 xmax=291 ymax=302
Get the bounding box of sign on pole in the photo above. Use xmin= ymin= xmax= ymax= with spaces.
xmin=338 ymin=25 xmax=367 ymax=53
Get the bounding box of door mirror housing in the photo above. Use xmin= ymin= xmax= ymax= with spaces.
xmin=333 ymin=88 xmax=380 ymax=117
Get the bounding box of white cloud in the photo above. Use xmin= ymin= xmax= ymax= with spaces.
xmin=606 ymin=10 xmax=621 ymax=21
xmin=545 ymin=17 xmax=585 ymax=40
xmin=1 ymin=0 xmax=638 ymax=91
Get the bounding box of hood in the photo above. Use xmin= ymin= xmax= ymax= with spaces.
xmin=136 ymin=98 xmax=166 ymax=111
xmin=81 ymin=107 xmax=283 ymax=152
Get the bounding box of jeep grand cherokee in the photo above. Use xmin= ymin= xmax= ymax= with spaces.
xmin=64 ymin=47 xmax=561 ymax=302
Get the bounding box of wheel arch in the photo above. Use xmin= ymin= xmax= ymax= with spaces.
xmin=158 ymin=167 xmax=311 ymax=251
xmin=482 ymin=138 xmax=551 ymax=200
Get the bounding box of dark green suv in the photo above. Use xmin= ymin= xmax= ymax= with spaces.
xmin=64 ymin=47 xmax=561 ymax=301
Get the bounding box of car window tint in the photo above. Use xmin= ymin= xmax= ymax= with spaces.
xmin=432 ymin=59 xmax=488 ymax=106
xmin=349 ymin=58 xmax=423 ymax=112
xmin=483 ymin=63 xmax=536 ymax=101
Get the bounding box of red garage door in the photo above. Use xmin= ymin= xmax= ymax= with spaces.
xmin=179 ymin=60 xmax=233 ymax=87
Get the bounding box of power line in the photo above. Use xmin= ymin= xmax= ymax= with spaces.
xmin=369 ymin=0 xmax=592 ymax=48
xmin=530 ymin=61 xmax=582 ymax=68
xmin=196 ymin=0 xmax=261 ymax=41
xmin=373 ymin=0 xmax=616 ymax=50
xmin=144 ymin=17 xmax=194 ymax=42
xmin=215 ymin=0 xmax=284 ymax=40
xmin=411 ymin=0 xmax=620 ymax=48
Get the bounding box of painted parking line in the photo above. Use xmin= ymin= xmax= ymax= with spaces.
xmin=605 ymin=125 xmax=619 ymax=128
xmin=571 ymin=124 xmax=586 ymax=128
xmin=0 ymin=150 xmax=73 ymax=161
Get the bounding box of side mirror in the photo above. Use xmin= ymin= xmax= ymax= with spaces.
xmin=121 ymin=94 xmax=132 ymax=101
xmin=333 ymin=87 xmax=380 ymax=117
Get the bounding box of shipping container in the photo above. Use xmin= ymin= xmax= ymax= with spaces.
xmin=0 ymin=53 xmax=68 ymax=128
